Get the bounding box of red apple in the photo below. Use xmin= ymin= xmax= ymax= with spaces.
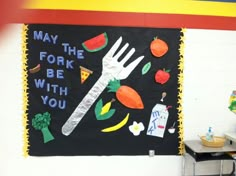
xmin=155 ymin=69 xmax=170 ymax=84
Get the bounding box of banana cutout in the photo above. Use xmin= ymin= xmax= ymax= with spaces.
xmin=101 ymin=113 xmax=130 ymax=132
xmin=94 ymin=98 xmax=116 ymax=120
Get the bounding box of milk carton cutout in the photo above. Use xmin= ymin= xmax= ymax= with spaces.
xmin=147 ymin=104 xmax=171 ymax=138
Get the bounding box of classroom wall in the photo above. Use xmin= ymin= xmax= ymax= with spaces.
xmin=0 ymin=24 xmax=236 ymax=176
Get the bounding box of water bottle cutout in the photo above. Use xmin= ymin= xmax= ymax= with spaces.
xmin=206 ymin=127 xmax=214 ymax=141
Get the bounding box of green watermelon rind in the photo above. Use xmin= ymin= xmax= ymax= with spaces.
xmin=82 ymin=32 xmax=108 ymax=52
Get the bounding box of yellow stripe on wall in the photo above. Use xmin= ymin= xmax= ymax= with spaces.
xmin=24 ymin=0 xmax=236 ymax=17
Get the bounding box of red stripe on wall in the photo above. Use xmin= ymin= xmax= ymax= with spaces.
xmin=10 ymin=9 xmax=236 ymax=30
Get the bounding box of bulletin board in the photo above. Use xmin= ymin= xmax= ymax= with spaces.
xmin=22 ymin=24 xmax=184 ymax=156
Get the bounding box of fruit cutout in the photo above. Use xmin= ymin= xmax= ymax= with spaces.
xmin=80 ymin=66 xmax=93 ymax=84
xmin=82 ymin=32 xmax=108 ymax=52
xmin=155 ymin=69 xmax=170 ymax=84
xmin=101 ymin=113 xmax=130 ymax=132
xmin=95 ymin=98 xmax=116 ymax=120
xmin=107 ymin=79 xmax=144 ymax=109
xmin=150 ymin=37 xmax=168 ymax=57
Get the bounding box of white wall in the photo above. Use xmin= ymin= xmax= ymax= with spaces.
xmin=183 ymin=28 xmax=236 ymax=175
xmin=0 ymin=24 xmax=236 ymax=176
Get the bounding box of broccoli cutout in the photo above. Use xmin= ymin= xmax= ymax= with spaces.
xmin=32 ymin=112 xmax=55 ymax=143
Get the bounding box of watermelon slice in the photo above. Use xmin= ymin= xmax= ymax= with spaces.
xmin=82 ymin=32 xmax=108 ymax=52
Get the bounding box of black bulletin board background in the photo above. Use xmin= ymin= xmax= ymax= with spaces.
xmin=26 ymin=24 xmax=182 ymax=156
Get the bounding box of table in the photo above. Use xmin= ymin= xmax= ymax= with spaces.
xmin=225 ymin=132 xmax=236 ymax=144
xmin=225 ymin=132 xmax=236 ymax=176
xmin=183 ymin=140 xmax=236 ymax=176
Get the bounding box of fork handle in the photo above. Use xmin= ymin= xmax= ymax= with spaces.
xmin=62 ymin=74 xmax=113 ymax=136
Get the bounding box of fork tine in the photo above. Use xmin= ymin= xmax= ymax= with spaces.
xmin=120 ymin=48 xmax=135 ymax=65
xmin=113 ymin=43 xmax=129 ymax=61
xmin=117 ymin=56 xmax=144 ymax=80
xmin=104 ymin=37 xmax=122 ymax=58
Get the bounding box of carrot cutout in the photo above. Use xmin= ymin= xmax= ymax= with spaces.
xmin=107 ymin=79 xmax=144 ymax=109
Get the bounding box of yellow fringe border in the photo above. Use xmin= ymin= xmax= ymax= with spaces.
xmin=22 ymin=24 xmax=29 ymax=157
xmin=178 ymin=28 xmax=185 ymax=155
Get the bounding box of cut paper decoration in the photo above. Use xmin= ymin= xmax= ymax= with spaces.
xmin=160 ymin=92 xmax=167 ymax=102
xmin=95 ymin=98 xmax=116 ymax=120
xmin=155 ymin=69 xmax=170 ymax=84
xmin=150 ymin=37 xmax=168 ymax=57
xmin=147 ymin=104 xmax=171 ymax=138
xmin=168 ymin=122 xmax=176 ymax=134
xmin=29 ymin=64 xmax=41 ymax=74
xmin=107 ymin=79 xmax=144 ymax=109
xmin=80 ymin=66 xmax=93 ymax=84
xmin=228 ymin=90 xmax=236 ymax=114
xmin=101 ymin=113 xmax=130 ymax=132
xmin=82 ymin=32 xmax=108 ymax=52
xmin=32 ymin=112 xmax=55 ymax=143
xmin=129 ymin=121 xmax=145 ymax=136
xmin=142 ymin=62 xmax=151 ymax=75
xmin=24 ymin=24 xmax=183 ymax=156
xmin=62 ymin=37 xmax=144 ymax=136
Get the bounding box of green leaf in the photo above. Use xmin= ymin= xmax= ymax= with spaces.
xmin=97 ymin=109 xmax=116 ymax=120
xmin=95 ymin=99 xmax=103 ymax=119
xmin=107 ymin=79 xmax=121 ymax=92
xmin=142 ymin=62 xmax=151 ymax=75
xmin=165 ymin=69 xmax=171 ymax=72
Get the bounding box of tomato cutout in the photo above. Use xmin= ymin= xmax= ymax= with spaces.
xmin=150 ymin=37 xmax=168 ymax=58
xmin=82 ymin=32 xmax=108 ymax=52
xmin=155 ymin=69 xmax=170 ymax=84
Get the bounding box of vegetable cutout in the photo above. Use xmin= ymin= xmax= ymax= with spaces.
xmin=95 ymin=98 xmax=116 ymax=120
xmin=107 ymin=79 xmax=144 ymax=109
xmin=101 ymin=113 xmax=130 ymax=132
xmin=155 ymin=69 xmax=170 ymax=84
xmin=160 ymin=92 xmax=167 ymax=102
xmin=29 ymin=64 xmax=40 ymax=73
xmin=129 ymin=121 xmax=145 ymax=136
xmin=80 ymin=66 xmax=93 ymax=84
xmin=150 ymin=37 xmax=168 ymax=57
xmin=82 ymin=32 xmax=108 ymax=52
xmin=142 ymin=62 xmax=151 ymax=75
xmin=32 ymin=112 xmax=55 ymax=143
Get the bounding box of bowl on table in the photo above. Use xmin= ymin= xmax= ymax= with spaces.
xmin=200 ymin=136 xmax=226 ymax=148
